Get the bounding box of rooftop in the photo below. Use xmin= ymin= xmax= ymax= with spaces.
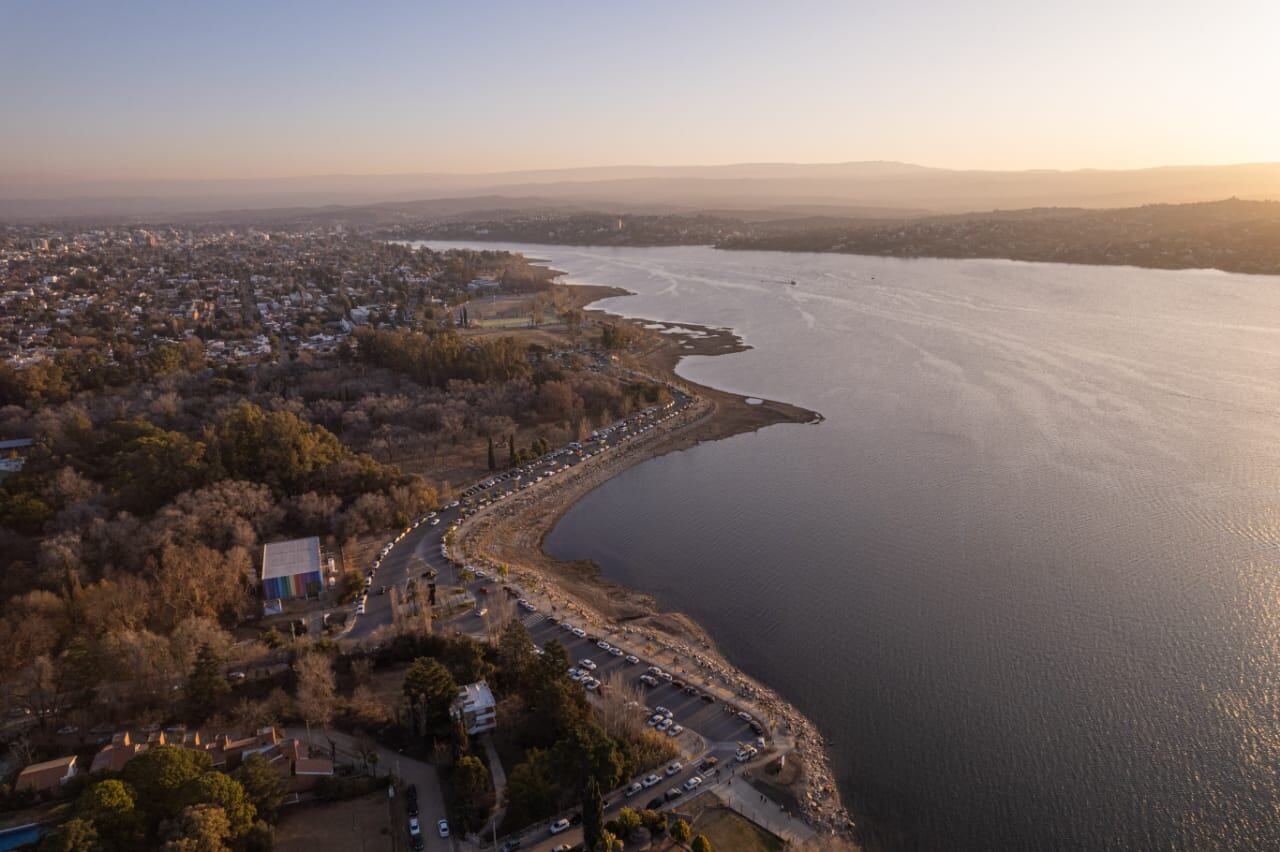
xmin=261 ymin=536 xmax=321 ymax=580
xmin=458 ymin=681 xmax=496 ymax=711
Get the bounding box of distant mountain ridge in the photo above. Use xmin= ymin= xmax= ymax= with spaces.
xmin=3 ymin=161 xmax=1280 ymax=221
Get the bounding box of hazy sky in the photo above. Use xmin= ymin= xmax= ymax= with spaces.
xmin=3 ymin=0 xmax=1278 ymax=182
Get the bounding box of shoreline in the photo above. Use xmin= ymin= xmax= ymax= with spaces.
xmin=457 ymin=279 xmax=856 ymax=840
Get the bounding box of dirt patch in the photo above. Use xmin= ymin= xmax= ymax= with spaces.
xmin=274 ymin=791 xmax=395 ymax=852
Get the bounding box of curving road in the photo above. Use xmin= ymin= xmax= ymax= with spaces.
xmin=342 ymin=383 xmax=789 ymax=849
xmin=346 ymin=388 xmax=690 ymax=644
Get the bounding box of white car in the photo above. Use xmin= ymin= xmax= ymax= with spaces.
xmin=437 ymin=819 xmax=449 ymax=838
xmin=597 ymin=640 xmax=611 ymax=650
xmin=642 ymin=773 xmax=661 ymax=788
xmin=578 ymin=659 xmax=597 ymax=671
xmin=625 ymin=654 xmax=640 ymax=665
xmin=647 ymin=714 xmax=663 ymax=727
xmin=656 ymin=719 xmax=672 ymax=732
xmin=625 ymin=782 xmax=643 ymax=797
xmin=572 ymin=628 xmax=587 ymax=638
xmin=560 ymin=622 xmax=574 ymax=632
xmin=665 ymin=761 xmax=683 ymax=776
xmin=609 ymin=647 xmax=624 ymax=657
xmin=569 ymin=669 xmax=585 ymax=682
xmin=430 ymin=518 xmax=440 ymax=526
xmin=409 ymin=817 xmax=421 ymax=837
xmin=583 ymin=678 xmax=600 ymax=691
xmin=549 ymin=818 xmax=570 ymax=835
xmin=682 ymin=776 xmax=703 ymax=792
xmin=666 ymin=724 xmax=684 ymax=737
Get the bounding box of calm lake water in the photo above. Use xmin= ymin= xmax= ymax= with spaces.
xmin=436 ymin=242 xmax=1280 ymax=851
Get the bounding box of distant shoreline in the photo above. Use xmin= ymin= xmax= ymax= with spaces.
xmin=412 ymin=197 xmax=1280 ymax=278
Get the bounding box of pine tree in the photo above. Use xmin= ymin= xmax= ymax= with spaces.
xmin=184 ymin=643 xmax=229 ymax=721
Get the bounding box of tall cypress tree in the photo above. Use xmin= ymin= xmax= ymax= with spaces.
xmin=487 ymin=435 xmax=496 ymax=470
xmin=508 ymin=434 xmax=517 ymax=468
xmin=582 ymin=775 xmax=605 ymax=851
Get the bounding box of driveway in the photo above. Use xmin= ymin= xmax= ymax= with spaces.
xmin=286 ymin=726 xmax=454 ymax=852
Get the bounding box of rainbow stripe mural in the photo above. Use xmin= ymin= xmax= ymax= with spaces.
xmin=262 ymin=571 xmax=321 ymax=600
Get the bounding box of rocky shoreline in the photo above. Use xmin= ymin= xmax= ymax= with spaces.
xmin=453 ymin=288 xmax=857 ymax=842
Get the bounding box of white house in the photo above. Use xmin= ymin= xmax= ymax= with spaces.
xmin=452 ymin=682 xmax=497 ymax=735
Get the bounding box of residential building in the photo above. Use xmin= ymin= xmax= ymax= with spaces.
xmin=16 ymin=756 xmax=79 ymax=793
xmin=452 ymin=681 xmax=497 ymax=735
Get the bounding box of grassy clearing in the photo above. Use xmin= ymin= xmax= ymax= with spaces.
xmin=656 ymin=799 xmax=785 ymax=852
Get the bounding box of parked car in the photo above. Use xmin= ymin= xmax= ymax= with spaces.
xmin=437 ymin=819 xmax=449 ymax=838
xmin=408 ymin=817 xmax=421 ymax=837
xmin=625 ymin=782 xmax=643 ymax=797
xmin=549 ymin=818 xmax=571 ymax=835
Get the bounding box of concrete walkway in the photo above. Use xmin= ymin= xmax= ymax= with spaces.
xmin=713 ymin=774 xmax=817 ymax=845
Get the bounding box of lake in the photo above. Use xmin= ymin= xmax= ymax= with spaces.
xmin=434 ymin=242 xmax=1280 ymax=851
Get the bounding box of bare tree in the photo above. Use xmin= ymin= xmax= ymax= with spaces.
xmin=484 ymin=591 xmax=516 ymax=643
xmin=596 ymin=675 xmax=646 ymax=741
xmin=294 ymin=651 xmax=336 ymax=750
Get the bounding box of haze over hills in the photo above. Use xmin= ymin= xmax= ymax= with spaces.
xmin=4 ymin=161 xmax=1280 ymax=221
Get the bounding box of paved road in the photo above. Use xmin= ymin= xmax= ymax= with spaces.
xmin=346 ymin=388 xmax=692 ymax=643
xmin=495 ymin=610 xmax=764 ymax=852
xmin=337 ymin=381 xmax=790 ymax=850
